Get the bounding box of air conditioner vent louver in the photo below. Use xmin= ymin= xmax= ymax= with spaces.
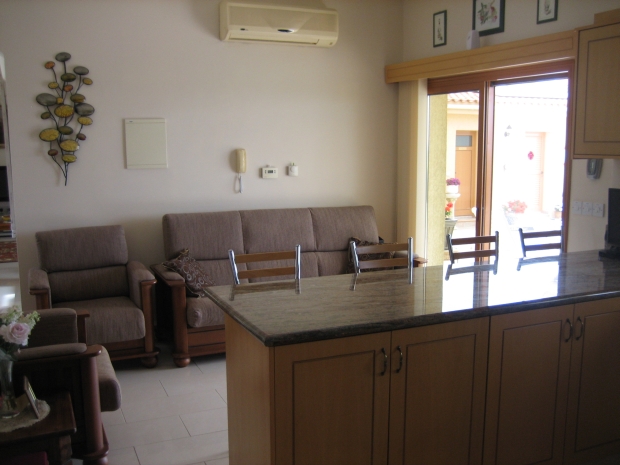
xmin=220 ymin=1 xmax=338 ymax=47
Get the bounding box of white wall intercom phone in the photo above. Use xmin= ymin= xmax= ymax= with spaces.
xmin=236 ymin=149 xmax=246 ymax=193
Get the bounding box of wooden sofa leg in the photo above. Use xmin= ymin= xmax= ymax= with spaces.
xmin=174 ymin=356 xmax=191 ymax=368
xmin=171 ymin=285 xmax=191 ymax=367
xmin=141 ymin=356 xmax=158 ymax=368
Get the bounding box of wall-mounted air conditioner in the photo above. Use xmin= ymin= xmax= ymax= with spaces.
xmin=220 ymin=1 xmax=338 ymax=47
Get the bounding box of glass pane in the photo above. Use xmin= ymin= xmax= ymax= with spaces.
xmin=455 ymin=135 xmax=472 ymax=147
xmin=490 ymin=79 xmax=568 ymax=258
xmin=428 ymin=91 xmax=480 ymax=265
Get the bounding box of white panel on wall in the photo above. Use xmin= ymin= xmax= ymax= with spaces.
xmin=124 ymin=118 xmax=168 ymax=169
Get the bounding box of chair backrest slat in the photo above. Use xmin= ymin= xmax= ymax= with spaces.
xmin=518 ymin=228 xmax=562 ymax=258
xmin=447 ymin=231 xmax=499 ymax=264
xmin=357 ymin=257 xmax=410 ymax=270
xmin=234 ymin=250 xmax=297 ymax=264
xmin=237 ymin=267 xmax=296 ymax=280
xmin=355 ymin=243 xmax=408 ymax=255
xmin=228 ymin=245 xmax=301 ymax=285
xmin=351 ymin=237 xmax=415 ymax=274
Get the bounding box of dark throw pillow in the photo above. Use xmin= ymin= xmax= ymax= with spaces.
xmin=162 ymin=248 xmax=215 ymax=297
xmin=346 ymin=237 xmax=395 ymax=273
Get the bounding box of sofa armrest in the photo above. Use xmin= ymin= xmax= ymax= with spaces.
xmin=28 ymin=268 xmax=51 ymax=309
xmin=27 ymin=308 xmax=79 ymax=347
xmin=151 ymin=263 xmax=185 ymax=286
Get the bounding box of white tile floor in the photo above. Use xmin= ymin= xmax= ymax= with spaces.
xmin=95 ymin=346 xmax=229 ymax=465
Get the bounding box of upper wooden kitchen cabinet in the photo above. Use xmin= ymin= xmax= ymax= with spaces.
xmin=564 ymin=298 xmax=620 ymax=464
xmin=483 ymin=305 xmax=574 ymax=465
xmin=389 ymin=318 xmax=489 ymax=465
xmin=573 ymin=16 xmax=620 ymax=158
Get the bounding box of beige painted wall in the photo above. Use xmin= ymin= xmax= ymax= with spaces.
xmin=0 ymin=0 xmax=403 ymax=309
xmin=402 ymin=0 xmax=620 ymax=254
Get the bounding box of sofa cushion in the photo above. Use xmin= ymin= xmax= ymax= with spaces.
xmin=187 ymin=297 xmax=225 ymax=328
xmin=316 ymin=251 xmax=349 ymax=276
xmin=310 ymin=206 xmax=379 ymax=252
xmin=163 ymin=249 xmax=215 ymax=297
xmin=49 ymin=266 xmax=130 ymax=303
xmin=163 ymin=212 xmax=244 ymax=260
xmin=240 ymin=208 xmax=316 ymax=253
xmin=54 ymin=296 xmax=145 ymax=345
xmin=36 ymin=225 xmax=128 ymax=272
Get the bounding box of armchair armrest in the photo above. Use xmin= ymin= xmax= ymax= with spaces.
xmin=27 ymin=308 xmax=79 ymax=347
xmin=127 ymin=261 xmax=157 ymax=356
xmin=127 ymin=260 xmax=156 ymax=308
xmin=17 ymin=342 xmax=88 ymax=361
xmin=28 ymin=268 xmax=51 ymax=309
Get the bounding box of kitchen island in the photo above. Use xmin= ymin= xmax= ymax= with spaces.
xmin=206 ymin=251 xmax=620 ymax=465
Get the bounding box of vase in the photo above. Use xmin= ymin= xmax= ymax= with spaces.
xmin=0 ymin=359 xmax=19 ymax=419
xmin=446 ymin=185 xmax=459 ymax=194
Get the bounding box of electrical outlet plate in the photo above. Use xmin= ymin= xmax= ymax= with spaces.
xmin=571 ymin=201 xmax=582 ymax=215
xmin=582 ymin=201 xmax=593 ymax=216
xmin=593 ymin=203 xmax=605 ymax=218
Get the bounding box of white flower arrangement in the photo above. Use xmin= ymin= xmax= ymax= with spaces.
xmin=0 ymin=305 xmax=39 ymax=361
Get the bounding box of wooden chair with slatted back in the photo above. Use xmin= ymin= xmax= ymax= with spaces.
xmin=446 ymin=231 xmax=499 ymax=264
xmin=228 ymin=245 xmax=301 ymax=285
xmin=518 ymin=228 xmax=562 ymax=258
xmin=350 ymin=237 xmax=415 ymax=273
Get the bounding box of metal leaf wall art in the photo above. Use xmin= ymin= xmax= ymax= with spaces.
xmin=36 ymin=52 xmax=94 ymax=185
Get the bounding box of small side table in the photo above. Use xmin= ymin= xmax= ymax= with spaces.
xmin=0 ymin=391 xmax=76 ymax=465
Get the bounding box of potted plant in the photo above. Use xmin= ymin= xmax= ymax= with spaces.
xmin=446 ymin=178 xmax=460 ymax=194
xmin=502 ymin=200 xmax=527 ymax=225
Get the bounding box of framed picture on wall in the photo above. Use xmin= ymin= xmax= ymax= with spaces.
xmin=472 ymin=0 xmax=505 ymax=36
xmin=537 ymin=0 xmax=558 ymax=24
xmin=433 ymin=10 xmax=447 ymax=47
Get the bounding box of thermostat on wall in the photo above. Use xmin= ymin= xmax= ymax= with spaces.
xmin=262 ymin=166 xmax=278 ymax=178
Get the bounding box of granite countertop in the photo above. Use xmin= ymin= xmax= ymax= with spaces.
xmin=205 ymin=250 xmax=620 ymax=347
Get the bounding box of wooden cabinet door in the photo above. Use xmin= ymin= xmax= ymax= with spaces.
xmin=389 ymin=318 xmax=489 ymax=465
xmin=274 ymin=332 xmax=391 ymax=465
xmin=574 ymin=22 xmax=620 ymax=157
xmin=484 ymin=305 xmax=573 ymax=465
xmin=564 ymin=298 xmax=620 ymax=463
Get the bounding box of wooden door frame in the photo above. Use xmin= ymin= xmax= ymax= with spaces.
xmin=455 ymin=130 xmax=478 ymax=217
xmin=428 ymin=60 xmax=574 ymax=245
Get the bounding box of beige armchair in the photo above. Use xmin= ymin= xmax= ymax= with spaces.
xmin=28 ymin=225 xmax=159 ymax=367
xmin=15 ymin=308 xmax=121 ymax=465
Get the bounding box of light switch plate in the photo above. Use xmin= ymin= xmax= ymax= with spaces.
xmin=593 ymin=203 xmax=605 ymax=218
xmin=571 ymin=201 xmax=582 ymax=215
xmin=582 ymin=201 xmax=593 ymax=216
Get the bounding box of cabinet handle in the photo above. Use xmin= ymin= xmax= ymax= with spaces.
xmin=396 ymin=345 xmax=403 ymax=373
xmin=380 ymin=348 xmax=388 ymax=376
xmin=564 ymin=318 xmax=573 ymax=342
xmin=575 ymin=316 xmax=584 ymax=341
